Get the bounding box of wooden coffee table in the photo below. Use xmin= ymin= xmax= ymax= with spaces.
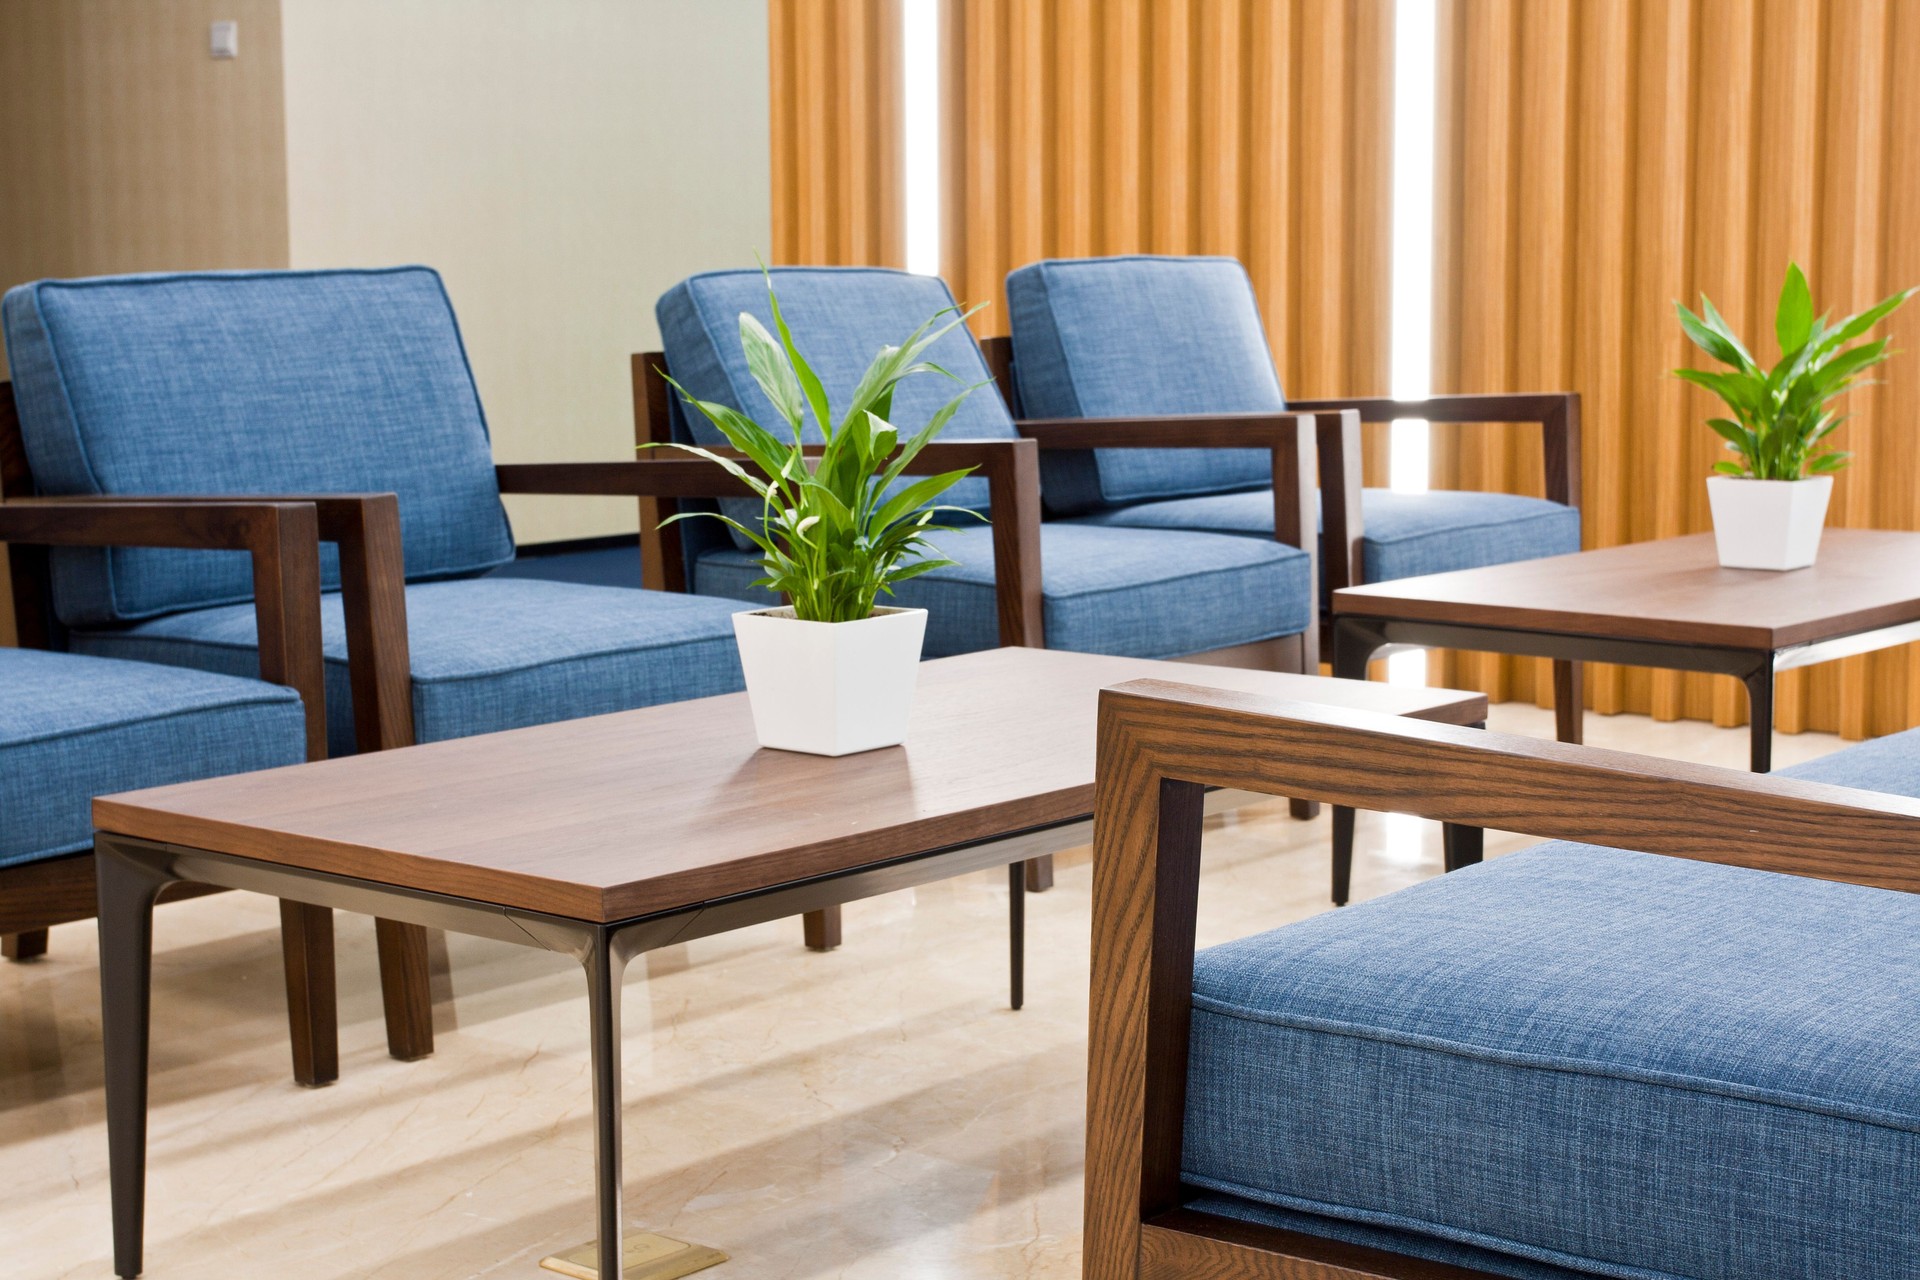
xmin=1332 ymin=529 xmax=1920 ymax=772
xmin=89 ymin=646 xmax=1483 ymax=1280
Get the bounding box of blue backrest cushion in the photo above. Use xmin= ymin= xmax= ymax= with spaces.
xmin=657 ymin=267 xmax=1016 ymax=548
xmin=2 ymin=268 xmax=515 ymax=626
xmin=1006 ymin=255 xmax=1284 ymax=514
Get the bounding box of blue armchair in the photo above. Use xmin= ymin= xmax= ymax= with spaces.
xmin=1 ymin=267 xmax=765 ymax=1061
xmin=650 ymin=267 xmax=1322 ymax=673
xmin=1085 ymin=683 xmax=1919 ymax=1280
xmin=1001 ymin=254 xmax=1582 ymax=681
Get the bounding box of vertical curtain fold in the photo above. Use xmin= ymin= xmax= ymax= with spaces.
xmin=1432 ymin=0 xmax=1920 ymax=740
xmin=769 ymin=0 xmax=905 ymax=267
xmin=940 ymin=0 xmax=1395 ymax=466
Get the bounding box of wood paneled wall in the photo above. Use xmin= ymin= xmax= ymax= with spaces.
xmin=0 ymin=0 xmax=290 ymax=308
xmin=0 ymin=0 xmax=290 ymax=646
xmin=939 ymin=0 xmax=1394 ymax=418
xmin=769 ymin=0 xmax=905 ymax=266
xmin=1432 ymin=0 xmax=1920 ymax=739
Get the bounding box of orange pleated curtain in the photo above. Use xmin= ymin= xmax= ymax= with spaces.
xmin=940 ymin=0 xmax=1395 ymax=440
xmin=1432 ymin=0 xmax=1920 ymax=740
xmin=769 ymin=0 xmax=905 ymax=267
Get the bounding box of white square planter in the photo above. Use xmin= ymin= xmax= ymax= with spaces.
xmin=731 ymin=606 xmax=928 ymax=756
xmin=1705 ymin=475 xmax=1834 ymax=570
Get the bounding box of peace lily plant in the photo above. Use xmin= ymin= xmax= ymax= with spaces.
xmin=1675 ymin=263 xmax=1913 ymax=569
xmin=648 ymin=274 xmax=987 ymax=755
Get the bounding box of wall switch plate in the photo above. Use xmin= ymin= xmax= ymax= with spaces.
xmin=209 ymin=21 xmax=238 ymax=59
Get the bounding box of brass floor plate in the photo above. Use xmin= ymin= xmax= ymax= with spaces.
xmin=538 ymin=1231 xmax=727 ymax=1280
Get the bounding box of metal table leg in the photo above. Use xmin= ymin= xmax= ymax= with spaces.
xmin=97 ymin=838 xmax=177 ymax=1280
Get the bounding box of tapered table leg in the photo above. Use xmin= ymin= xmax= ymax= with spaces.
xmin=1008 ymin=862 xmax=1025 ymax=1011
xmin=585 ymin=929 xmax=628 ymax=1280
xmin=1330 ymin=805 xmax=1357 ymax=906
xmin=96 ymin=839 xmax=172 ymax=1280
xmin=1328 ymin=617 xmax=1384 ymax=905
xmin=802 ymin=905 xmax=841 ymax=951
xmin=1552 ymin=659 xmax=1585 ymax=744
xmin=1745 ymin=656 xmax=1776 ymax=773
xmin=1442 ymin=823 xmax=1485 ymax=871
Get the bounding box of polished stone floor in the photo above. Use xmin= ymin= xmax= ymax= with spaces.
xmin=1 ymin=704 xmax=1841 ymax=1279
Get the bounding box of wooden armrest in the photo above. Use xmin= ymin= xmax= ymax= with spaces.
xmin=508 ymin=442 xmax=1047 ymax=649
xmin=1302 ymin=392 xmax=1582 ymax=593
xmin=495 ymin=459 xmax=761 ymax=499
xmin=1095 ymin=678 xmax=1920 ymax=890
xmin=1015 ymin=413 xmax=1337 ymax=664
xmin=0 ymin=498 xmax=329 ymax=759
xmin=11 ymin=493 xmax=410 ymax=754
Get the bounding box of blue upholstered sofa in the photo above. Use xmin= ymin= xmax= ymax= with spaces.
xmin=0 ymin=266 xmax=770 ymax=1059
xmin=647 ymin=267 xmax=1325 ymax=673
xmin=1085 ymin=684 xmax=1920 ymax=1280
xmin=1000 ymin=254 xmax=1583 ymax=622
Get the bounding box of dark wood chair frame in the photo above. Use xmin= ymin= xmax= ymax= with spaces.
xmin=0 ymin=388 xmax=353 ymax=1085
xmin=630 ymin=349 xmax=1345 ymax=948
xmin=1084 ymin=677 xmax=1920 ymax=1280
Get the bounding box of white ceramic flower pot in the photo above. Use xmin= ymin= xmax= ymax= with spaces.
xmin=1705 ymin=474 xmax=1834 ymax=570
xmin=731 ymin=606 xmax=928 ymax=756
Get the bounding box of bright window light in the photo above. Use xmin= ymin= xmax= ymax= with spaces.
xmin=1387 ymin=0 xmax=1437 ymax=690
xmin=902 ymin=0 xmax=941 ymax=277
xmin=1389 ymin=0 xmax=1436 ymax=495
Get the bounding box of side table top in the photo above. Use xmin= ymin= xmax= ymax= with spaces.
xmin=95 ymin=647 xmax=1484 ymax=923
xmin=1333 ymin=530 xmax=1920 ymax=651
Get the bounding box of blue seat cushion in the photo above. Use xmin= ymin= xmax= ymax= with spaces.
xmin=1071 ymin=487 xmax=1582 ymax=588
xmin=1185 ymin=843 xmax=1920 ymax=1280
xmin=0 ymin=648 xmax=305 ymax=869
xmin=1005 ymin=256 xmax=1284 ymax=514
xmin=69 ymin=579 xmax=747 ymax=758
xmin=1778 ymin=726 xmax=1920 ymax=795
xmin=657 ymin=267 xmax=1018 ymax=549
xmin=689 ymin=522 xmax=1311 ymax=659
xmin=1 ymin=268 xmax=515 ymax=626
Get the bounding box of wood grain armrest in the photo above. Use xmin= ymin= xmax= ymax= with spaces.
xmin=1289 ymin=391 xmax=1583 ymax=510
xmin=494 ymin=459 xmax=762 ymax=499
xmin=0 ymin=498 xmax=329 ymax=759
xmin=505 ymin=442 xmax=1047 ymax=650
xmin=1081 ymin=678 xmax=1920 ymax=1279
xmin=19 ymin=493 xmax=415 ymax=752
xmin=1015 ymin=413 xmax=1337 ymax=663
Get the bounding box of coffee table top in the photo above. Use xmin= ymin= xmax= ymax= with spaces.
xmin=94 ymin=647 xmax=1484 ymax=923
xmin=1333 ymin=530 xmax=1920 ymax=651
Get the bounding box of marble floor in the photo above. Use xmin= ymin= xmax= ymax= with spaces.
xmin=0 ymin=703 xmax=1843 ymax=1280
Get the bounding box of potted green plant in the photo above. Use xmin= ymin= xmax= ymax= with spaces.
xmin=648 ymin=277 xmax=985 ymax=755
xmin=1675 ymin=263 xmax=1912 ymax=570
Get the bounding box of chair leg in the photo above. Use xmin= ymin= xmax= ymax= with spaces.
xmin=2 ymin=929 xmax=49 ymax=961
xmin=1022 ymin=855 xmax=1054 ymax=893
xmin=375 ymin=919 xmax=435 ymax=1061
xmin=277 ymin=902 xmax=338 ymax=1087
xmin=803 ymin=906 xmax=842 ymax=951
xmin=1008 ymin=862 xmax=1025 ymax=1011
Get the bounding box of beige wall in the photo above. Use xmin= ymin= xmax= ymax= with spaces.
xmin=280 ymin=0 xmax=773 ymax=545
xmin=0 ymin=0 xmax=290 ymax=370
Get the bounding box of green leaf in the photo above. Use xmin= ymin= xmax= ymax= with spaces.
xmin=1775 ymin=262 xmax=1813 ymax=355
xmin=1807 ymin=449 xmax=1851 ymax=473
xmin=738 ymin=312 xmax=804 ymax=431
xmin=762 ymin=268 xmax=833 ymax=435
xmin=1699 ymin=295 xmax=1758 ymax=371
xmin=1712 ymin=460 xmax=1747 ymax=476
xmin=1813 ymin=287 xmax=1915 ymax=358
xmin=872 ymin=469 xmax=978 ymax=532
